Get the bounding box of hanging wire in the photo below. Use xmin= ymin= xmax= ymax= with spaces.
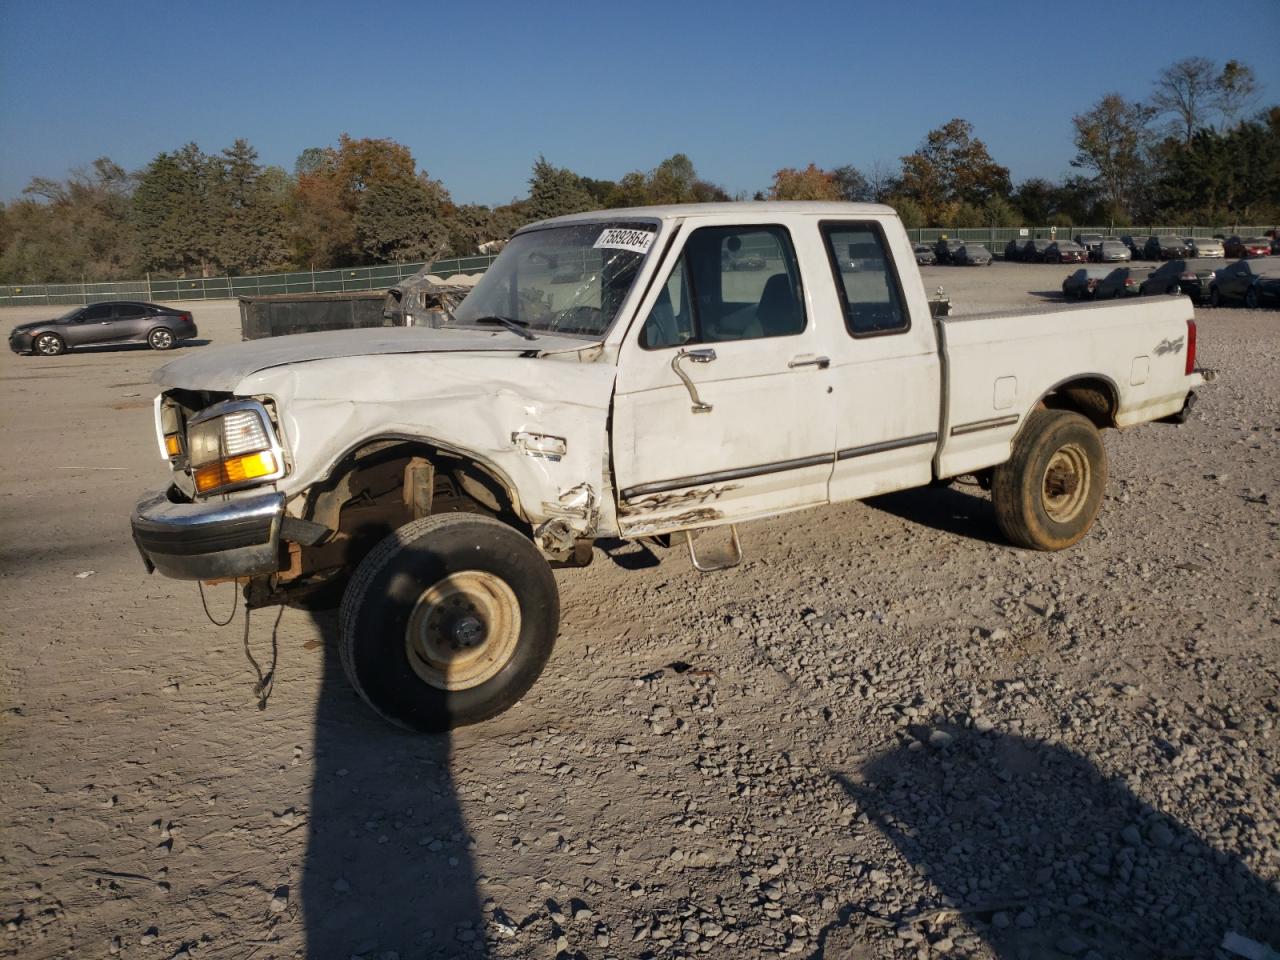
xmin=198 ymin=578 xmax=239 ymax=627
xmin=242 ymin=604 xmax=284 ymax=711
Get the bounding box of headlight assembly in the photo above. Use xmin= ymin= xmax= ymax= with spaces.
xmin=187 ymin=400 xmax=286 ymax=495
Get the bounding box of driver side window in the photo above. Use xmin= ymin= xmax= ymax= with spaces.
xmin=640 ymin=225 xmax=805 ymax=349
xmin=639 ymin=257 xmax=694 ymax=348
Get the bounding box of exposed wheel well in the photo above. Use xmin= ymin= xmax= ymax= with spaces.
xmin=1040 ymin=376 xmax=1116 ymax=429
xmin=276 ymin=439 xmax=528 ymax=598
xmin=308 ymin=439 xmax=524 ymax=531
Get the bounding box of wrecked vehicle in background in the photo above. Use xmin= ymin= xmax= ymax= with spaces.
xmin=131 ymin=202 xmax=1211 ymax=733
xmin=382 ymin=267 xmax=483 ymax=327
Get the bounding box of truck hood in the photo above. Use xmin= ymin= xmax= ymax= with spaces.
xmin=152 ymin=326 xmax=598 ymax=392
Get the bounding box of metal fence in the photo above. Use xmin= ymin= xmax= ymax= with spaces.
xmin=0 ymin=254 xmax=499 ymax=308
xmin=1 ymin=225 xmax=1273 ymax=307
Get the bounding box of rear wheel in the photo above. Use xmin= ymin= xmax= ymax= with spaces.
xmin=1209 ymin=286 xmax=1222 ymax=307
xmin=992 ymin=409 xmax=1107 ymax=551
xmin=148 ymin=327 xmax=175 ymax=350
xmin=338 ymin=514 xmax=559 ymax=732
xmin=34 ymin=332 xmax=65 ymax=356
xmin=1245 ymin=287 xmax=1260 ymax=309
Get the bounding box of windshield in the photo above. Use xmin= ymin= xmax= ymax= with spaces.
xmin=452 ymin=221 xmax=656 ymax=338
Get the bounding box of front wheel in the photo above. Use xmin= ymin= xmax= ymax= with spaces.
xmin=991 ymin=409 xmax=1107 ymax=551
xmin=1245 ymin=287 xmax=1260 ymax=309
xmin=338 ymin=514 xmax=559 ymax=732
xmin=1209 ymin=286 xmax=1222 ymax=307
xmin=34 ymin=332 xmax=65 ymax=356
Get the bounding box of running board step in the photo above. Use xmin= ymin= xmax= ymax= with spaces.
xmin=684 ymin=525 xmax=743 ymax=573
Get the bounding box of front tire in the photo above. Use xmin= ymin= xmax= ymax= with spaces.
xmin=34 ymin=332 xmax=65 ymax=356
xmin=338 ymin=514 xmax=559 ymax=732
xmin=991 ymin=409 xmax=1107 ymax=551
xmin=1209 ymin=286 xmax=1222 ymax=307
xmin=1245 ymin=287 xmax=1260 ymax=309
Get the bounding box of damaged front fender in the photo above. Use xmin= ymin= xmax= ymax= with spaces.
xmin=235 ymin=350 xmax=616 ymax=551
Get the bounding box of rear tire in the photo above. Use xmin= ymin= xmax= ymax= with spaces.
xmin=1245 ymin=287 xmax=1260 ymax=309
xmin=1209 ymin=286 xmax=1222 ymax=307
xmin=991 ymin=409 xmax=1107 ymax=551
xmin=34 ymin=332 xmax=65 ymax=356
xmin=148 ymin=327 xmax=175 ymax=350
xmin=338 ymin=514 xmax=559 ymax=732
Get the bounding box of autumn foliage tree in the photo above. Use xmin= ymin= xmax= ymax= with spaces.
xmin=0 ymin=157 xmax=137 ymax=282
xmin=768 ymin=164 xmax=841 ymax=201
xmin=1070 ymin=95 xmax=1155 ymax=219
xmin=897 ymin=119 xmax=1012 ymax=224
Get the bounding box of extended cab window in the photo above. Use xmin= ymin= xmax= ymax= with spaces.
xmin=641 ymin=225 xmax=805 ymax=349
xmin=821 ymin=222 xmax=908 ymax=337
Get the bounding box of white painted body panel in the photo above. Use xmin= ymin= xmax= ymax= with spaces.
xmin=936 ymin=298 xmax=1201 ymax=478
xmin=225 ymin=351 xmax=616 ymax=533
xmin=152 ymin=203 xmax=1204 ymax=550
xmin=611 ymin=210 xmax=836 ymax=536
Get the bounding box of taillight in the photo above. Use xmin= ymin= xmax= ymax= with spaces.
xmin=1186 ymin=319 xmax=1197 ymax=376
xmin=181 ymin=312 xmax=192 ymax=323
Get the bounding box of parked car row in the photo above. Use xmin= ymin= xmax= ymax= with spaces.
xmin=1002 ymin=231 xmax=1278 ymax=264
xmin=1005 ymin=237 xmax=1121 ymax=264
xmin=1060 ymin=258 xmax=1280 ymax=308
xmin=932 ymin=238 xmax=992 ymax=266
xmin=1223 ymin=235 xmax=1276 ymax=258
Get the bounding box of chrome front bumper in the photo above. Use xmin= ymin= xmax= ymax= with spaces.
xmin=132 ymin=486 xmax=286 ymax=580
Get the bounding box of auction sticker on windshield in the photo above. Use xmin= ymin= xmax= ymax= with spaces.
xmin=593 ymin=227 xmax=655 ymax=255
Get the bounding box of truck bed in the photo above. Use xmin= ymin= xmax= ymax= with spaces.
xmin=935 ymin=295 xmax=1200 ymax=478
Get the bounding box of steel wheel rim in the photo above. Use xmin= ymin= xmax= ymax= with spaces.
xmin=36 ymin=334 xmax=61 ymax=355
xmin=151 ymin=330 xmax=173 ymax=348
xmin=1042 ymin=443 xmax=1090 ymax=523
xmin=405 ymin=570 xmax=520 ymax=691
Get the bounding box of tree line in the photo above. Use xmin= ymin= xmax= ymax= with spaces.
xmin=1 ymin=56 xmax=1275 ymax=285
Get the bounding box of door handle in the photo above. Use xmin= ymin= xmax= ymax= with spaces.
xmin=788 ymin=355 xmax=830 ymax=370
xmin=671 ymin=348 xmax=715 ymax=414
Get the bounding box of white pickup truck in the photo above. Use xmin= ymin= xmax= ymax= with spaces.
xmin=131 ymin=202 xmax=1209 ymax=731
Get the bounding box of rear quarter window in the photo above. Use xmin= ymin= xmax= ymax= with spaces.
xmin=820 ymin=222 xmax=909 ymax=338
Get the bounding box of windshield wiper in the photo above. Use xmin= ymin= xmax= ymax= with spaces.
xmin=472 ymin=315 xmax=537 ymax=341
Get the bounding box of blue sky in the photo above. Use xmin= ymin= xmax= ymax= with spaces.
xmin=2 ymin=0 xmax=1278 ymax=205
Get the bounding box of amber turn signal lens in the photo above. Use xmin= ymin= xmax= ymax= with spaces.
xmin=193 ymin=451 xmax=279 ymax=493
xmin=164 ymin=434 xmax=182 ymax=457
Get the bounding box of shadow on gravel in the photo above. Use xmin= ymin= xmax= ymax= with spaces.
xmin=864 ymin=485 xmax=1005 ymax=545
xmin=301 ymin=610 xmax=489 ymax=958
xmin=819 ymin=724 xmax=1280 ymax=959
xmin=597 ymin=536 xmax=663 ymax=570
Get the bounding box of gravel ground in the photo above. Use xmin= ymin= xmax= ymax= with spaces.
xmin=1 ymin=264 xmax=1277 ymax=960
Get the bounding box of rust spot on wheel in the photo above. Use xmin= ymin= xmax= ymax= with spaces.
xmin=1041 ymin=443 xmax=1090 ymax=524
